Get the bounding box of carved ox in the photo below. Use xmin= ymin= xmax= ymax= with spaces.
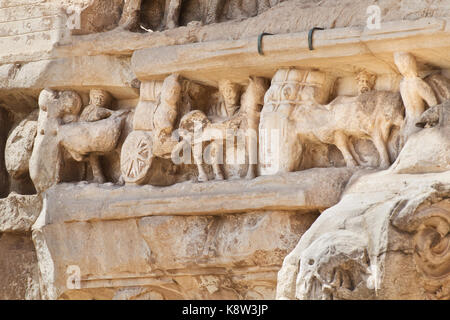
xmin=294 ymin=91 xmax=405 ymax=169
xmin=259 ymin=69 xmax=405 ymax=174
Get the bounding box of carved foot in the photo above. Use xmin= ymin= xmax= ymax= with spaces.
xmin=92 ymin=176 xmax=105 ymax=184
xmin=214 ymin=173 xmax=224 ymax=181
xmin=117 ymin=11 xmax=139 ymax=31
xmin=198 ymin=172 xmax=209 ymax=182
xmin=165 ymin=21 xmax=178 ymax=30
xmin=117 ymin=175 xmax=125 ymax=186
xmin=379 ymin=161 xmax=391 ymax=169
xmin=245 ymin=171 xmax=256 ymax=180
xmin=345 ymin=160 xmax=359 ymax=168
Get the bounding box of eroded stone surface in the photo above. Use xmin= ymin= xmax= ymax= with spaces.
xmin=5 ymin=112 xmax=38 ymax=179
xmin=0 ymin=233 xmax=41 ymax=300
xmin=0 ymin=193 xmax=42 ymax=233
xmin=276 ymin=114 xmax=450 ymax=300
xmin=33 ymin=208 xmax=318 ymax=299
xmin=1 ymin=0 xmax=450 ymax=301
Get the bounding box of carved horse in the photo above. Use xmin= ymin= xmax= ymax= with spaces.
xmin=176 ymin=76 xmax=269 ymax=181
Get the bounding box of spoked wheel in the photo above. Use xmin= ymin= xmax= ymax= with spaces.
xmin=120 ymin=131 xmax=153 ymax=184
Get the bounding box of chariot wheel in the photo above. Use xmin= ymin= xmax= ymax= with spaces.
xmin=120 ymin=131 xmax=153 ymax=184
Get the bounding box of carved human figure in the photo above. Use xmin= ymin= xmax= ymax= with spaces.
xmin=29 ymin=89 xmax=82 ymax=192
xmin=80 ymin=89 xmax=112 ymax=122
xmin=30 ymin=89 xmax=128 ymax=191
xmin=118 ymin=0 xmax=183 ymax=30
xmin=152 ymin=74 xmax=182 ymax=157
xmin=120 ymin=74 xmax=182 ymax=184
xmin=208 ymin=80 xmax=241 ymax=120
xmin=177 ymin=79 xmax=241 ymax=181
xmin=355 ymin=70 xmax=376 ymax=94
xmin=394 ymin=52 xmax=438 ymax=139
xmin=78 ymin=89 xmax=114 ymax=183
xmin=177 ymin=76 xmax=268 ymax=182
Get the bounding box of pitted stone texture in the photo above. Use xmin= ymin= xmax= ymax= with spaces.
xmin=33 ymin=210 xmax=318 ymax=299
xmin=277 ymin=170 xmax=450 ymax=300
xmin=0 ymin=233 xmax=41 ymax=300
xmin=5 ymin=112 xmax=38 ymax=179
xmin=0 ymin=193 xmax=42 ymax=233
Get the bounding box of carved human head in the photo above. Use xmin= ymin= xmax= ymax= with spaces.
xmin=161 ymin=74 xmax=182 ymax=105
xmin=38 ymin=89 xmax=82 ymax=118
xmin=356 ymin=71 xmax=377 ymax=94
xmin=218 ymin=80 xmax=240 ymax=108
xmin=394 ymin=52 xmax=418 ymax=78
xmin=59 ymin=91 xmax=82 ymax=118
xmin=89 ymin=89 xmax=111 ymax=108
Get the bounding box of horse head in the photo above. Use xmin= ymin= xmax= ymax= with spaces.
xmin=242 ymin=76 xmax=270 ymax=113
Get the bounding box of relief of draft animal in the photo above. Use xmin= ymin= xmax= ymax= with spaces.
xmin=176 ymin=76 xmax=269 ymax=181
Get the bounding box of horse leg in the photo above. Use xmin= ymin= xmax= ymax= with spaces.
xmin=372 ymin=131 xmax=391 ymax=169
xmin=193 ymin=142 xmax=208 ymax=182
xmin=211 ymin=140 xmax=224 ymax=181
xmin=89 ymin=153 xmax=105 ymax=183
xmin=245 ymin=128 xmax=258 ymax=179
xmin=348 ymin=139 xmax=367 ymax=166
xmin=165 ymin=0 xmax=182 ymax=29
xmin=334 ymin=132 xmax=358 ymax=168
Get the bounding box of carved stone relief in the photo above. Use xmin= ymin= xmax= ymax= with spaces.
xmin=118 ymin=0 xmax=280 ymax=31
xmin=1 ymin=0 xmax=450 ymax=301
xmin=258 ymin=68 xmax=405 ymax=175
xmin=178 ymin=76 xmax=269 ymax=181
xmin=394 ymin=52 xmax=438 ymax=140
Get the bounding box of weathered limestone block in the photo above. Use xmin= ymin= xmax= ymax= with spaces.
xmin=0 ymin=56 xmax=139 ymax=100
xmin=390 ymin=101 xmax=450 ymax=174
xmin=31 ymin=167 xmax=353 ymax=299
xmin=0 ymin=111 xmax=41 ymax=298
xmin=5 ymin=111 xmax=38 ymax=179
xmin=59 ymin=1 xmax=450 ymax=63
xmin=33 ymin=209 xmax=318 ymax=300
xmin=277 ymin=170 xmax=450 ymax=300
xmin=2 ymin=0 xmax=450 ymax=302
xmin=0 ymin=193 xmax=42 ymax=233
xmin=131 ymin=18 xmax=450 ymax=86
xmin=70 ymin=0 xmax=123 ymax=35
xmin=37 ymin=167 xmax=354 ymax=223
xmin=0 ymin=233 xmax=41 ymax=300
xmin=277 ymin=113 xmax=450 ymax=300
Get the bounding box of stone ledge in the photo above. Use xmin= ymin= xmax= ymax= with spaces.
xmin=31 ymin=167 xmax=355 ymax=299
xmin=131 ymin=18 xmax=450 ymax=85
xmin=33 ymin=210 xmax=320 ymax=299
xmin=39 ymin=167 xmax=355 ymax=224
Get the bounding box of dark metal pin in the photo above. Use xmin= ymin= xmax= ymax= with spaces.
xmin=308 ymin=27 xmax=324 ymax=50
xmin=258 ymin=32 xmax=273 ymax=56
